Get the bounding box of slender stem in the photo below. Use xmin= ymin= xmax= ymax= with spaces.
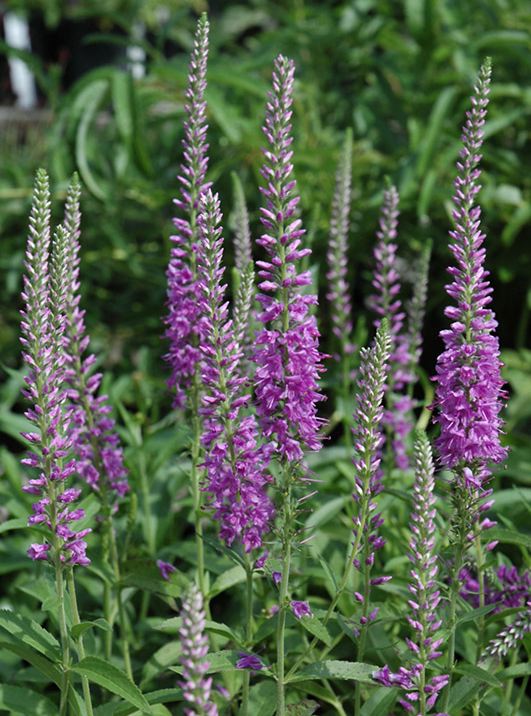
xmin=103 ymin=580 xmax=113 ymax=660
xmin=511 ymin=676 xmax=528 ymax=716
xmin=55 ymin=559 xmax=70 ymax=716
xmin=474 ymin=531 xmax=486 ymax=658
xmin=354 ymin=541 xmax=372 ymax=716
xmin=106 ymin=514 xmax=133 ymax=679
xmin=241 ymin=559 xmax=254 ymax=716
xmin=67 ymin=569 xmax=94 ymax=716
xmin=276 ymin=534 xmax=292 ymax=716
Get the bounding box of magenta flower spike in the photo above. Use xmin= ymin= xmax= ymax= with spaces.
xmin=198 ymin=190 xmax=273 ymax=552
xmin=253 ymin=54 xmax=325 ymax=464
xmin=21 ymin=169 xmax=89 ymax=567
xmin=164 ymin=13 xmax=210 ymax=408
xmin=433 ymin=58 xmax=506 ymax=518
xmin=61 ymin=174 xmax=128 ymax=499
xmin=370 ymin=185 xmax=415 ymax=469
xmin=374 ymin=433 xmax=447 ymax=714
xmin=179 ymin=584 xmax=218 ymax=716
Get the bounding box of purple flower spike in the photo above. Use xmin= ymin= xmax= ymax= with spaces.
xmin=20 ymin=170 xmax=89 ymax=567
xmin=327 ymin=128 xmax=354 ymax=356
xmin=370 ymin=185 xmax=415 ymax=469
xmin=483 ymin=602 xmax=531 ymax=659
xmin=179 ymin=584 xmax=218 ymax=716
xmin=253 ymin=54 xmax=325 ymax=464
xmin=62 ymin=174 xmax=128 ymax=499
xmin=375 ymin=433 xmax=447 ymax=714
xmin=198 ymin=190 xmax=273 ymax=551
xmin=433 ymin=59 xmax=507 ymax=509
xmin=290 ymin=600 xmax=312 ymax=619
xmin=236 ymin=653 xmax=264 ymax=671
xmin=164 ymin=13 xmax=211 ymax=408
xmin=157 ymin=560 xmax=176 ymax=581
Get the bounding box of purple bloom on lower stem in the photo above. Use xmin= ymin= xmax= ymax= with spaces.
xmin=20 ymin=170 xmax=89 ymax=567
xmin=272 ymin=571 xmax=282 ymax=586
xmin=157 ymin=560 xmax=176 ymax=581
xmin=290 ymin=600 xmax=312 ymax=619
xmin=459 ymin=564 xmax=530 ymax=611
xmin=374 ymin=433 xmax=447 ymax=714
xmin=236 ymin=653 xmax=263 ymax=671
xmin=61 ymin=174 xmax=128 ymax=500
xmin=433 ymin=58 xmax=507 ymax=519
xmin=198 ymin=191 xmax=274 ymax=551
xmin=252 ymin=54 xmax=325 ymax=466
xmin=164 ymin=14 xmax=211 ymax=408
xmin=179 ymin=584 xmax=218 ymax=716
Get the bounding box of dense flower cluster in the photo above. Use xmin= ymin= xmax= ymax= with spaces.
xmin=20 ymin=170 xmax=89 ymax=566
xmin=433 ymin=59 xmax=507 ymax=492
xmin=460 ymin=564 xmax=530 ymax=611
xmin=253 ymin=54 xmax=325 ymax=464
xmin=375 ymin=434 xmax=447 ymax=713
xmin=198 ymin=190 xmax=273 ymax=551
xmin=350 ymin=321 xmax=391 ymax=626
xmin=62 ymin=175 xmax=128 ymax=498
xmin=370 ymin=185 xmax=415 ymax=469
xmin=179 ymin=584 xmax=218 ymax=716
xmin=164 ymin=14 xmax=211 ymax=407
xmin=483 ymin=602 xmax=531 ymax=659
xmin=326 ymin=128 xmax=355 ymax=357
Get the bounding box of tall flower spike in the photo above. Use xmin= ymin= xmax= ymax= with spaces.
xmin=406 ymin=242 xmax=431 ymax=372
xmin=370 ymin=185 xmax=415 ymax=469
xmin=62 ymin=174 xmax=128 ymax=498
xmin=164 ymin=13 xmax=210 ymax=407
xmin=179 ymin=584 xmax=218 ymax=716
xmin=375 ymin=433 xmax=448 ymax=714
xmin=483 ymin=603 xmax=531 ymax=659
xmin=350 ymin=320 xmax=391 ymax=632
xmin=198 ymin=190 xmax=273 ymax=551
xmin=231 ymin=172 xmax=253 ymax=273
xmin=433 ymin=59 xmax=506 ymax=507
xmin=326 ymin=127 xmax=354 ymax=356
xmin=233 ymin=262 xmax=255 ymax=353
xmin=21 ymin=171 xmax=89 ymax=567
xmin=253 ymin=54 xmax=325 ymax=463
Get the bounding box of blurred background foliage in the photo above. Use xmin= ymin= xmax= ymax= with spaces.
xmin=0 ymin=0 xmax=530 ymax=435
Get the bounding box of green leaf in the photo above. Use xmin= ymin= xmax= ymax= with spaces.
xmin=71 ymin=618 xmax=111 ymax=640
xmin=94 ymin=689 xmax=182 ymax=716
xmin=305 ymin=496 xmax=346 ymax=531
xmin=0 ymin=517 xmax=27 ymax=535
xmin=120 ymin=559 xmax=188 ymax=597
xmin=448 ymin=676 xmax=481 ymax=711
xmin=156 ymin=617 xmax=239 ymax=643
xmin=0 ymin=638 xmax=64 ymax=690
xmin=71 ymin=656 xmax=151 ymax=713
xmin=287 ymin=660 xmax=376 ymax=684
xmin=248 ymin=680 xmax=277 ymax=716
xmin=208 ymin=565 xmax=246 ymax=598
xmin=298 ymin=615 xmax=333 ymax=648
xmin=498 ymin=662 xmax=531 ymax=680
xmin=74 ymin=80 xmax=109 ymax=199
xmin=0 ymin=684 xmax=56 ymax=715
xmin=0 ymin=610 xmax=60 ymax=661
xmin=486 ymin=527 xmax=531 ymax=551
xmin=170 ymin=650 xmax=245 ymax=676
xmin=286 ymin=700 xmax=319 ymax=715
xmin=416 ymin=87 xmax=457 ymax=178
xmin=457 ymin=603 xmax=497 ymax=625
xmin=360 ymin=686 xmax=398 ymax=715
xmin=455 ymin=662 xmax=502 ymax=688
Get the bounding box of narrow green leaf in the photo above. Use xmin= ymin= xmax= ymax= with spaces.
xmin=74 ymin=80 xmax=108 ymax=200
xmin=498 ymin=662 xmax=531 ymax=680
xmin=455 ymin=662 xmax=502 ymax=688
xmin=457 ymin=603 xmax=497 ymax=625
xmin=0 ymin=610 xmax=60 ymax=661
xmin=448 ymin=676 xmax=481 ymax=711
xmin=298 ymin=616 xmax=333 ymax=648
xmin=486 ymin=527 xmax=531 ymax=551
xmin=71 ymin=656 xmax=151 ymax=713
xmin=71 ymin=618 xmax=111 ymax=640
xmin=287 ymin=660 xmax=376 ymax=684
xmin=305 ymin=497 xmax=346 ymax=531
xmin=360 ymin=686 xmax=399 ymax=715
xmin=248 ymin=681 xmax=277 ymax=716
xmin=156 ymin=617 xmax=239 ymax=643
xmin=208 ymin=565 xmax=246 ymax=598
xmin=0 ymin=684 xmax=56 ymax=715
xmin=0 ymin=517 xmax=27 ymax=535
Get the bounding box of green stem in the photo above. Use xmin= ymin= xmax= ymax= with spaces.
xmin=354 ymin=541 xmax=372 ymax=716
xmin=67 ymin=569 xmax=94 ymax=716
xmin=103 ymin=580 xmax=113 ymax=661
xmin=55 ymin=559 xmax=70 ymax=716
xmin=241 ymin=559 xmax=254 ymax=716
xmin=276 ymin=535 xmax=292 ymax=716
